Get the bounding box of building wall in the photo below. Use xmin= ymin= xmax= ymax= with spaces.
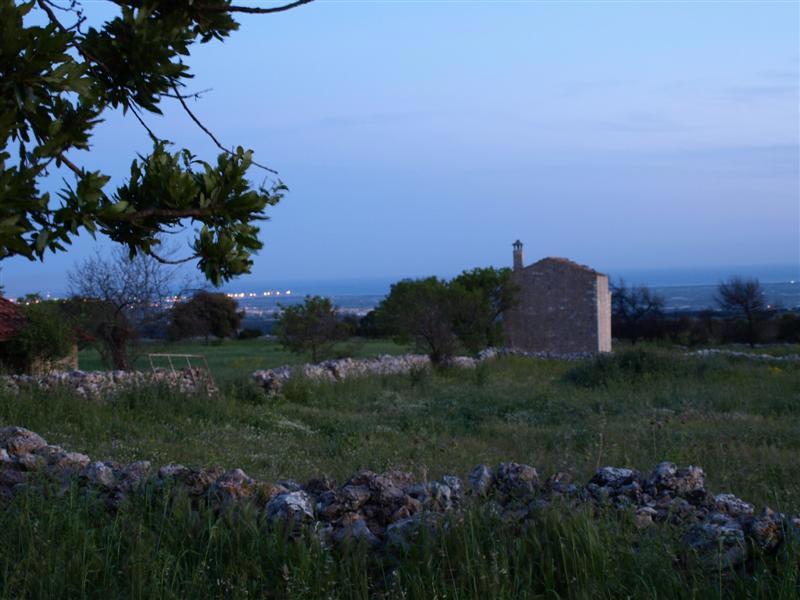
xmin=504 ymin=259 xmax=609 ymax=354
xmin=596 ymin=275 xmax=612 ymax=352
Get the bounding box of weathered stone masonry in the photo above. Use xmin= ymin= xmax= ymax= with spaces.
xmin=504 ymin=241 xmax=612 ymax=354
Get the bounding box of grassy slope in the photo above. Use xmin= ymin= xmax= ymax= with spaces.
xmin=2 ymin=344 xmax=800 ymax=598
xmin=5 ymin=344 xmax=800 ymax=511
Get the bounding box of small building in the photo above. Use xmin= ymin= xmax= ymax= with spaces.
xmin=503 ymin=241 xmax=611 ymax=354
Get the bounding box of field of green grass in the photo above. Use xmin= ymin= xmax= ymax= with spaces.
xmin=77 ymin=338 xmax=412 ymax=381
xmin=2 ymin=343 xmax=800 ymax=598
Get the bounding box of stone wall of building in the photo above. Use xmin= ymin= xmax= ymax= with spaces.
xmin=596 ymin=275 xmax=612 ymax=352
xmin=504 ymin=257 xmax=610 ymax=354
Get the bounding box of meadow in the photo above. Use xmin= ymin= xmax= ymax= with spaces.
xmin=2 ymin=341 xmax=800 ymax=598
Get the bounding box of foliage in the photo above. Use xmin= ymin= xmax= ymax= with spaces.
xmin=169 ymin=291 xmax=243 ymax=343
xmin=375 ymin=277 xmax=460 ymax=364
xmin=562 ymin=348 xmax=692 ymax=389
xmin=0 ymin=0 xmax=314 ymax=284
xmin=274 ymin=296 xmax=349 ymax=363
xmin=237 ymin=327 xmax=263 ymax=340
xmin=716 ymin=277 xmax=766 ymax=347
xmin=450 ymin=267 xmax=517 ymax=352
xmin=0 ymin=301 xmax=74 ymax=373
xmin=611 ymin=279 xmax=665 ymax=344
xmin=68 ymin=247 xmax=176 ymax=369
xmin=376 ymin=269 xmax=517 ymax=362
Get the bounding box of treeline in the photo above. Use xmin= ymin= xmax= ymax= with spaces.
xmin=612 ymin=277 xmax=800 ymax=347
xmin=276 ymin=268 xmax=516 ymax=365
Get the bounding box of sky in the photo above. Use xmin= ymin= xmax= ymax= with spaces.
xmin=4 ymin=0 xmax=799 ymax=296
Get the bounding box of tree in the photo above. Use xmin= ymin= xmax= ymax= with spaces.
xmin=375 ymin=278 xmax=459 ymax=365
xmin=169 ymin=291 xmax=243 ymax=343
xmin=611 ymin=279 xmax=665 ymax=344
xmin=450 ymin=267 xmax=517 ymax=352
xmin=274 ymin=296 xmax=349 ymax=363
xmin=68 ymin=246 xmax=177 ymax=368
xmin=0 ymin=0 xmax=314 ymax=284
xmin=715 ymin=277 xmax=765 ymax=347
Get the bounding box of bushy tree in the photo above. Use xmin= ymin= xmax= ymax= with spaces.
xmin=169 ymin=291 xmax=243 ymax=343
xmin=715 ymin=277 xmax=765 ymax=347
xmin=611 ymin=279 xmax=666 ymax=344
xmin=275 ymin=296 xmax=349 ymax=363
xmin=376 ymin=269 xmax=517 ymax=363
xmin=375 ymin=278 xmax=459 ymax=365
xmin=450 ymin=267 xmax=516 ymax=352
xmin=0 ymin=0 xmax=313 ymax=284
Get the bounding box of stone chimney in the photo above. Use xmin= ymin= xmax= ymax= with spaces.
xmin=512 ymin=240 xmax=524 ymax=271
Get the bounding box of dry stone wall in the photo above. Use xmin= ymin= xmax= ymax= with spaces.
xmin=0 ymin=367 xmax=216 ymax=398
xmin=0 ymin=425 xmax=795 ymax=572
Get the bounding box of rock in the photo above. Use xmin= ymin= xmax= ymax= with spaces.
xmin=714 ymin=494 xmax=753 ymax=518
xmin=332 ymin=517 xmax=381 ymax=547
xmin=495 ymin=462 xmax=539 ymax=498
xmin=54 ymin=452 xmax=91 ymax=471
xmin=684 ymin=516 xmax=747 ymax=570
xmin=0 ymin=427 xmax=47 ymax=455
xmin=80 ymin=461 xmax=116 ymax=489
xmin=17 ymin=452 xmax=44 ymax=472
xmin=468 ymin=464 xmax=494 ymax=496
xmin=592 ymin=467 xmax=639 ymax=488
xmin=209 ymin=469 xmax=253 ymax=505
xmin=748 ymin=508 xmax=783 ymax=553
xmin=266 ymin=491 xmax=315 ymax=533
xmin=635 ymin=506 xmax=658 ymax=529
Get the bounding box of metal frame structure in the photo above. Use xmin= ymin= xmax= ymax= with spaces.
xmin=147 ymin=353 xmax=214 ymax=388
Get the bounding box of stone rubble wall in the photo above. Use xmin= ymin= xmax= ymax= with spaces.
xmin=0 ymin=425 xmax=794 ymax=570
xmin=687 ymin=348 xmax=800 ymax=362
xmin=0 ymin=367 xmax=217 ymax=398
xmin=251 ymin=348 xmax=594 ymax=395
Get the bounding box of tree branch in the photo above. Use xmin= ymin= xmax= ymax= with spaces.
xmin=171 ymin=84 xmax=278 ymax=174
xmin=207 ymin=0 xmax=315 ymax=15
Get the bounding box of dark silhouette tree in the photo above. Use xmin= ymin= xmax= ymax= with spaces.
xmin=715 ymin=277 xmax=765 ymax=347
xmin=0 ymin=0 xmax=313 ymax=284
xmin=68 ymin=247 xmax=177 ymax=368
xmin=611 ymin=279 xmax=665 ymax=344
xmin=274 ymin=296 xmax=349 ymax=363
xmin=169 ymin=291 xmax=243 ymax=343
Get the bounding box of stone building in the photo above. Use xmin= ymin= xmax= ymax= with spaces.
xmin=503 ymin=241 xmax=611 ymax=354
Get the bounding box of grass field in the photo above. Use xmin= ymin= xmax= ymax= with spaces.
xmin=77 ymin=338 xmax=411 ymax=381
xmin=2 ymin=343 xmax=800 ymax=597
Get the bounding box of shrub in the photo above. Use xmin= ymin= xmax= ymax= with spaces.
xmin=237 ymin=327 xmax=262 ymax=340
xmin=0 ymin=303 xmax=75 ymax=373
xmin=563 ymin=348 xmax=684 ymax=388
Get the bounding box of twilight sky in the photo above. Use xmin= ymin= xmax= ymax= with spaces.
xmin=4 ymin=0 xmax=799 ymax=295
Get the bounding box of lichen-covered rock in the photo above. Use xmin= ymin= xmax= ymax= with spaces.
xmin=81 ymin=461 xmax=116 ymax=489
xmin=0 ymin=427 xmax=47 ymax=455
xmin=684 ymin=515 xmax=747 ymax=570
xmin=210 ymin=469 xmax=255 ymax=506
xmin=495 ymin=462 xmax=539 ymax=499
xmin=266 ymin=491 xmax=315 ymax=533
xmin=747 ymin=508 xmax=784 ymax=553
xmin=714 ymin=493 xmax=754 ymax=518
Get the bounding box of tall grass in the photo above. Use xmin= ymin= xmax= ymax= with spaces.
xmin=1 ymin=485 xmax=798 ymax=599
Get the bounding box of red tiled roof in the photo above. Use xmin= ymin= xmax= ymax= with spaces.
xmin=0 ymin=297 xmax=26 ymax=342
